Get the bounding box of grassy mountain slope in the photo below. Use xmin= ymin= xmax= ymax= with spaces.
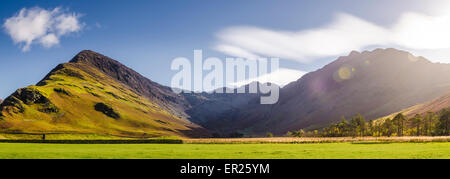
xmin=382 ymin=91 xmax=450 ymax=120
xmin=0 ymin=51 xmax=207 ymax=138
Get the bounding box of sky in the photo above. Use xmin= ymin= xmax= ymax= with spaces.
xmin=1 ymin=0 xmax=450 ymax=98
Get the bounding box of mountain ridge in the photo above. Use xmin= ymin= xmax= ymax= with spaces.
xmin=200 ymin=48 xmax=450 ymax=135
xmin=0 ymin=50 xmax=207 ymax=137
xmin=1 ymin=48 xmax=450 ymax=137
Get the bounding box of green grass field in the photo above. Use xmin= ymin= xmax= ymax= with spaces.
xmin=0 ymin=142 xmax=448 ymax=159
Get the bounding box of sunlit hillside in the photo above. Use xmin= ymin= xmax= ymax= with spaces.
xmin=0 ymin=51 xmax=207 ymax=138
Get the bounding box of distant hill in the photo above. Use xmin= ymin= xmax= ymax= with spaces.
xmin=382 ymin=91 xmax=450 ymax=119
xmin=0 ymin=50 xmax=208 ymax=138
xmin=200 ymin=48 xmax=450 ymax=135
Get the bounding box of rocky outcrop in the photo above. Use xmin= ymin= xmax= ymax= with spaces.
xmin=0 ymin=87 xmax=59 ymax=114
xmin=94 ymin=103 xmax=120 ymax=119
xmin=53 ymin=88 xmax=73 ymax=96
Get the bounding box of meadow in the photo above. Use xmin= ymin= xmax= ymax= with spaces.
xmin=0 ymin=142 xmax=448 ymax=159
xmin=184 ymin=136 xmax=450 ymax=144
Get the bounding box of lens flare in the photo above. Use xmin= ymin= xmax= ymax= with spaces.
xmin=338 ymin=66 xmax=352 ymax=80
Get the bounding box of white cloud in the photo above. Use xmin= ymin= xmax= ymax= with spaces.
xmin=393 ymin=12 xmax=450 ymax=50
xmin=229 ymin=68 xmax=307 ymax=87
xmin=3 ymin=7 xmax=84 ymax=51
xmin=215 ymin=12 xmax=450 ymax=63
xmin=214 ymin=44 xmax=261 ymax=60
xmin=39 ymin=33 xmax=59 ymax=48
xmin=54 ymin=12 xmax=82 ymax=35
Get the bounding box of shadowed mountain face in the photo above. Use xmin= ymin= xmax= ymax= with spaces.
xmin=0 ymin=50 xmax=207 ymax=137
xmin=200 ymin=48 xmax=450 ymax=135
xmin=277 ymin=49 xmax=450 ymax=129
xmin=182 ymin=82 xmax=278 ymax=135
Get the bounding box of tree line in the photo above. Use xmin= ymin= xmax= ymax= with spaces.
xmin=285 ymin=109 xmax=450 ymax=137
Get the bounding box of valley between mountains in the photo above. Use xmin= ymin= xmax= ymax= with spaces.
xmin=1 ymin=48 xmax=450 ymax=138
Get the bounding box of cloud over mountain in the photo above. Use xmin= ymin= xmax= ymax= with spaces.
xmin=215 ymin=12 xmax=450 ymax=63
xmin=3 ymin=7 xmax=84 ymax=51
xmin=229 ymin=68 xmax=306 ymax=87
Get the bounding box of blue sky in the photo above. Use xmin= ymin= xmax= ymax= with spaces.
xmin=1 ymin=0 xmax=450 ymax=98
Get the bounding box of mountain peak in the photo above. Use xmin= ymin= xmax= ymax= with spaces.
xmin=68 ymin=50 xmax=191 ymax=119
xmin=348 ymin=50 xmax=361 ymax=56
xmin=68 ymin=50 xmax=153 ymax=90
xmin=354 ymin=48 xmax=409 ymax=57
xmin=69 ymin=50 xmax=118 ymax=65
xmin=1 ymin=50 xmax=207 ymax=137
xmin=338 ymin=48 xmax=432 ymax=65
xmin=276 ymin=48 xmax=450 ymax=130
